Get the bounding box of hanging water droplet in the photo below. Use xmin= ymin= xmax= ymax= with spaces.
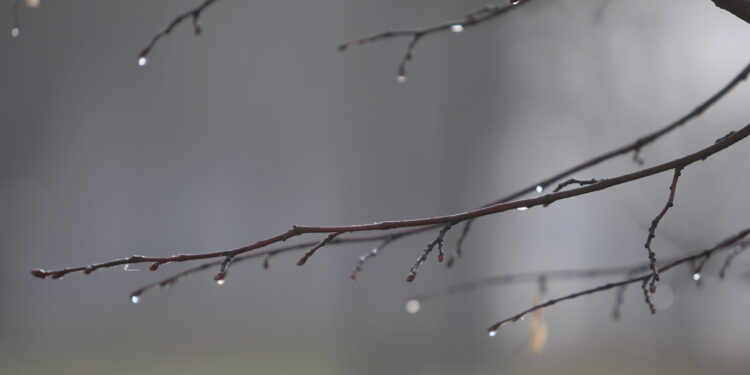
xmin=11 ymin=28 xmax=20 ymax=38
xmin=536 ymin=185 xmax=544 ymax=193
xmin=450 ymin=24 xmax=464 ymax=33
xmin=138 ymin=57 xmax=148 ymax=67
xmin=692 ymin=273 xmax=701 ymax=281
xmin=517 ymin=206 xmax=529 ymax=211
xmin=510 ymin=0 xmax=521 ymax=5
xmin=130 ymin=295 xmax=140 ymax=304
xmin=359 ymin=255 xmax=367 ymax=262
xmin=371 ymin=248 xmax=379 ymax=255
xmin=405 ymin=299 xmax=421 ymax=314
xmin=397 ymin=75 xmax=407 ymax=83
xmin=216 ymin=278 xmax=226 ymax=285
xmin=488 ymin=330 xmax=497 ymax=337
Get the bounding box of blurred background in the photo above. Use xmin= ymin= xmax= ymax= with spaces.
xmin=3 ymin=0 xmax=750 ymax=373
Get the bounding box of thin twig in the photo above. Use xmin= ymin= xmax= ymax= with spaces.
xmin=719 ymin=243 xmax=749 ymax=279
xmin=644 ymin=167 xmax=683 ymax=292
xmin=138 ymin=0 xmax=221 ymax=63
xmin=446 ymin=220 xmax=473 ymax=268
xmin=296 ymin=232 xmax=342 ymax=266
xmin=350 ymin=237 xmax=396 ymax=281
xmin=406 ymin=224 xmax=453 ymax=282
xmin=553 ymin=178 xmax=599 ymax=193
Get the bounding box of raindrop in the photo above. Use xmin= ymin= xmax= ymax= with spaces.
xmin=371 ymin=248 xmax=379 ymax=255
xmin=131 ymin=295 xmax=140 ymax=304
xmin=535 ymin=185 xmax=544 ymax=193
xmin=450 ymin=24 xmax=464 ymax=33
xmin=511 ymin=0 xmax=521 ymax=5
xmin=359 ymin=255 xmax=367 ymax=262
xmin=488 ymin=330 xmax=497 ymax=337
xmin=138 ymin=57 xmax=148 ymax=67
xmin=11 ymin=28 xmax=20 ymax=38
xmin=216 ymin=278 xmax=226 ymax=285
xmin=692 ymin=273 xmax=701 ymax=281
xmin=516 ymin=207 xmax=529 ymax=211
xmin=397 ymin=75 xmax=407 ymax=83
xmin=405 ymin=299 xmax=421 ymax=314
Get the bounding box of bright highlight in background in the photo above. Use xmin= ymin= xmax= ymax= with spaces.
xmin=405 ymin=299 xmax=420 ymax=314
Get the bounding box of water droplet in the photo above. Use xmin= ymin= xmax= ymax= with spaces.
xmin=536 ymin=185 xmax=544 ymax=193
xmin=692 ymin=273 xmax=701 ymax=281
xmin=11 ymin=28 xmax=20 ymax=38
xmin=138 ymin=57 xmax=148 ymax=67
xmin=397 ymin=75 xmax=406 ymax=83
xmin=131 ymin=295 xmax=140 ymax=304
xmin=450 ymin=24 xmax=464 ymax=33
xmin=216 ymin=278 xmax=225 ymax=285
xmin=510 ymin=0 xmax=521 ymax=5
xmin=405 ymin=299 xmax=421 ymax=314
xmin=359 ymin=255 xmax=366 ymax=262
xmin=488 ymin=330 xmax=497 ymax=337
xmin=516 ymin=207 xmax=529 ymax=211
xmin=371 ymin=248 xmax=379 ymax=255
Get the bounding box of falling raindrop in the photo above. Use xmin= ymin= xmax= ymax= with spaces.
xmin=536 ymin=185 xmax=544 ymax=193
xmin=138 ymin=56 xmax=148 ymax=67
xmin=11 ymin=28 xmax=20 ymax=38
xmin=131 ymin=295 xmax=140 ymax=304
xmin=692 ymin=273 xmax=701 ymax=281
xmin=450 ymin=24 xmax=464 ymax=33
xmin=517 ymin=207 xmax=529 ymax=211
xmin=488 ymin=330 xmax=497 ymax=337
xmin=397 ymin=75 xmax=407 ymax=83
xmin=405 ymin=299 xmax=421 ymax=314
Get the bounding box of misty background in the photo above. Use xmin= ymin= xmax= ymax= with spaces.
xmin=3 ymin=0 xmax=750 ymax=373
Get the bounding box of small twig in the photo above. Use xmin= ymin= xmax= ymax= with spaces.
xmin=644 ymin=167 xmax=683 ymax=293
xmin=486 ymin=227 xmax=750 ymax=334
xmin=138 ymin=0 xmax=221 ymax=64
xmin=350 ymin=237 xmax=395 ymax=280
xmin=297 ymin=232 xmax=343 ymax=266
xmin=719 ymin=243 xmax=749 ymax=279
xmin=641 ymin=277 xmax=656 ymax=314
xmin=611 ymin=269 xmax=642 ymax=320
xmin=553 ymin=178 xmax=599 ymax=193
xmin=406 ymin=224 xmax=453 ymax=282
xmin=213 ymin=255 xmax=234 ymax=285
xmin=446 ymin=220 xmax=473 ymax=268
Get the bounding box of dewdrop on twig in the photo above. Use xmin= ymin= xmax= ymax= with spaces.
xmin=138 ymin=57 xmax=148 ymax=67
xmin=450 ymin=24 xmax=464 ymax=33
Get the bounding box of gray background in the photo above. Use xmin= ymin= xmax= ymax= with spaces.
xmin=3 ymin=0 xmax=750 ymax=374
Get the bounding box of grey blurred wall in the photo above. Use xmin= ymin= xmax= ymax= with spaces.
xmin=2 ymin=0 xmax=750 ymax=374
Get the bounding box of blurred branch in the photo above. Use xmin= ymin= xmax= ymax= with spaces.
xmin=711 ymin=0 xmax=750 ymax=24
xmin=486 ymin=228 xmax=750 ymax=334
xmin=138 ymin=0 xmax=222 ymax=65
xmin=644 ymin=167 xmax=683 ymax=293
xmin=31 ymin=123 xmax=750 ymax=283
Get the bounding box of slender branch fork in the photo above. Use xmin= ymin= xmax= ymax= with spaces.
xmin=485 ymin=228 xmax=750 ymax=334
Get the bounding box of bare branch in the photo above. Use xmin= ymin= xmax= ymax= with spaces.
xmin=644 ymin=167 xmax=683 ymax=292
xmin=719 ymin=243 xmax=749 ymax=279
xmin=406 ymin=224 xmax=453 ymax=282
xmin=296 ymin=232 xmax=342 ymax=266
xmin=350 ymin=236 xmax=396 ymax=281
xmin=31 ymin=123 xmax=750 ymax=280
xmin=486 ymin=227 xmax=750 ymax=334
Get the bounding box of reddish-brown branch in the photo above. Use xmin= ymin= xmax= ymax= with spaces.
xmin=486 ymin=227 xmax=750 ymax=334
xmin=644 ymin=167 xmax=683 ymax=292
xmin=719 ymin=243 xmax=748 ymax=279
xmin=31 ymin=123 xmax=750 ymax=281
xmin=406 ymin=224 xmax=453 ymax=282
